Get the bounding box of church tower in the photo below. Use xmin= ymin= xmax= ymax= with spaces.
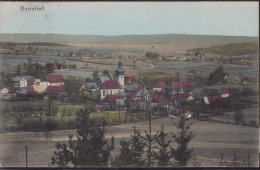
xmin=115 ymin=61 xmax=125 ymax=88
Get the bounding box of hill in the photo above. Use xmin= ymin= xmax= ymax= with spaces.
xmin=188 ymin=43 xmax=259 ymax=56
xmin=0 ymin=33 xmax=258 ymax=45
xmin=0 ymin=42 xmax=67 ymax=47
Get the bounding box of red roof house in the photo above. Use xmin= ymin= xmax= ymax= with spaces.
xmin=45 ymin=75 xmax=65 ymax=83
xmin=241 ymin=77 xmax=259 ymax=82
xmin=172 ymin=81 xmax=191 ymax=89
xmin=103 ymin=94 xmax=125 ymax=103
xmin=153 ymin=81 xmax=167 ymax=89
xmin=125 ymin=76 xmax=137 ymax=83
xmin=7 ymin=87 xmax=17 ymax=93
xmin=45 ymin=86 xmax=65 ymax=95
xmin=100 ymin=80 xmax=123 ymax=89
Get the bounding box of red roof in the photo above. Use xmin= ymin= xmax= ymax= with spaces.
xmin=206 ymin=96 xmax=223 ymax=108
xmin=178 ymin=109 xmax=189 ymax=114
xmin=172 ymin=81 xmax=191 ymax=89
xmin=0 ymin=86 xmax=5 ymax=90
xmin=100 ymin=80 xmax=123 ymax=89
xmin=151 ymin=92 xmax=174 ymax=103
xmin=78 ymin=83 xmax=84 ymax=90
xmin=175 ymin=92 xmax=190 ymax=99
xmin=45 ymin=86 xmax=64 ymax=95
xmin=125 ymin=76 xmax=137 ymax=82
xmin=103 ymin=94 xmax=124 ymax=102
xmin=46 ymin=75 xmax=65 ymax=83
xmin=7 ymin=87 xmax=17 ymax=93
xmin=153 ymin=81 xmax=167 ymax=88
xmin=241 ymin=77 xmax=259 ymax=82
xmin=21 ymin=87 xmax=36 ymax=96
xmin=219 ymin=88 xmax=230 ymax=94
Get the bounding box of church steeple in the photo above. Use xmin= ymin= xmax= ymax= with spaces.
xmin=115 ymin=61 xmax=125 ymax=88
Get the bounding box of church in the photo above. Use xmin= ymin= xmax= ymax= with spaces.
xmin=99 ymin=61 xmax=125 ymax=100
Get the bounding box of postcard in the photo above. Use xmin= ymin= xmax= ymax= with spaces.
xmin=0 ymin=1 xmax=259 ymax=168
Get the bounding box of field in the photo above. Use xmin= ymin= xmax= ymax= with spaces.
xmin=188 ymin=43 xmax=259 ymax=56
xmin=0 ymin=117 xmax=258 ymax=167
xmin=64 ymin=42 xmax=211 ymax=56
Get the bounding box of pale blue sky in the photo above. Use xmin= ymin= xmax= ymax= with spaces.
xmin=0 ymin=2 xmax=258 ymax=36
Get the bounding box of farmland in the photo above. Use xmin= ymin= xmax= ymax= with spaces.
xmin=0 ymin=117 xmax=258 ymax=167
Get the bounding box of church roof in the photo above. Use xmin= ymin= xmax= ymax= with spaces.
xmin=115 ymin=61 xmax=125 ymax=75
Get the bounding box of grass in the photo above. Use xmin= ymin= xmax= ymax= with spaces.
xmin=188 ymin=43 xmax=259 ymax=56
xmin=90 ymin=111 xmax=126 ymax=124
xmin=142 ymin=70 xmax=169 ymax=75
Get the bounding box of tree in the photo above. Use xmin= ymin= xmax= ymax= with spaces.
xmin=51 ymin=109 xmax=113 ymax=167
xmin=208 ymin=65 xmax=226 ymax=85
xmin=172 ymin=117 xmax=194 ymax=166
xmin=112 ymin=127 xmax=146 ymax=167
xmin=92 ymin=70 xmax=99 ymax=80
xmin=145 ymin=52 xmax=159 ymax=60
xmin=152 ymin=125 xmax=173 ymax=167
xmin=102 ymin=70 xmax=111 ymax=79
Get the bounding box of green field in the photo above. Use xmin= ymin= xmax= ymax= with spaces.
xmin=153 ymin=61 xmax=259 ymax=77
xmin=189 ymin=43 xmax=259 ymax=56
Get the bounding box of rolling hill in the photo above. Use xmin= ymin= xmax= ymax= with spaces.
xmin=0 ymin=33 xmax=258 ymax=45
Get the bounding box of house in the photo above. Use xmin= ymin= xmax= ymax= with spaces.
xmin=203 ymin=95 xmax=223 ymax=108
xmin=171 ymin=80 xmax=191 ymax=92
xmin=78 ymin=82 xmax=98 ymax=92
xmin=125 ymin=76 xmax=137 ymax=84
xmin=44 ymin=86 xmax=67 ymax=97
xmin=17 ymin=87 xmax=36 ymax=97
xmin=12 ymin=75 xmax=33 ymax=87
xmin=218 ymin=88 xmax=230 ymax=98
xmin=33 ymin=79 xmax=50 ymax=94
xmin=126 ymin=84 xmax=149 ymax=102
xmin=0 ymin=86 xmax=8 ymax=96
xmin=95 ymin=75 xmax=111 ymax=87
xmin=101 ymin=94 xmax=125 ymax=110
xmin=99 ymin=80 xmax=124 ymax=100
xmin=125 ymin=83 xmax=139 ymax=93
xmin=45 ymin=74 xmax=65 ymax=86
xmin=153 ymin=81 xmax=167 ymax=92
xmin=241 ymin=77 xmax=259 ymax=83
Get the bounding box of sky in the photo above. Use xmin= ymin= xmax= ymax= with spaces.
xmin=0 ymin=2 xmax=259 ymax=37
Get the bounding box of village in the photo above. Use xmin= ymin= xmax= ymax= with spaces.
xmin=0 ymin=58 xmax=258 ymax=123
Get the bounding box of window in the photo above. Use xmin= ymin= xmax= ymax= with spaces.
xmin=103 ymin=90 xmax=105 ymax=96
xmin=110 ymin=90 xmax=112 ymax=94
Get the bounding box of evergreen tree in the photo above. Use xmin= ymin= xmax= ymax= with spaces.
xmin=172 ymin=117 xmax=194 ymax=166
xmin=51 ymin=109 xmax=113 ymax=167
xmin=102 ymin=70 xmax=111 ymax=79
xmin=92 ymin=70 xmax=99 ymax=80
xmin=152 ymin=125 xmax=173 ymax=167
xmin=112 ymin=127 xmax=145 ymax=167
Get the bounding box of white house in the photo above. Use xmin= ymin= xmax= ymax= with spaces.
xmin=12 ymin=76 xmax=32 ymax=87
